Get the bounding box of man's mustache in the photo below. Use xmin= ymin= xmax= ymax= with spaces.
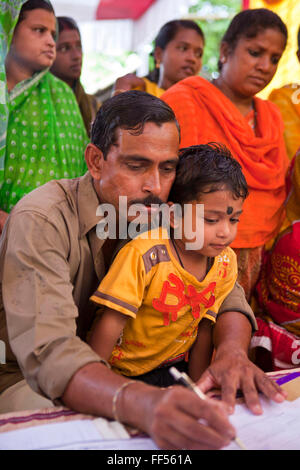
xmin=129 ymin=196 xmax=164 ymax=206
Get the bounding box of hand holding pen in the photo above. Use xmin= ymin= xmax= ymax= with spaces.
xmin=170 ymin=366 xmax=247 ymax=450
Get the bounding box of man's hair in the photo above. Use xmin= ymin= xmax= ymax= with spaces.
xmin=91 ymin=90 xmax=180 ymax=158
xmin=17 ymin=0 xmax=55 ymax=25
xmin=218 ymin=8 xmax=288 ymax=71
xmin=298 ymin=25 xmax=300 ymax=51
xmin=169 ymin=143 xmax=249 ymax=204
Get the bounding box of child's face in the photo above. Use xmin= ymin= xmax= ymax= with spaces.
xmin=178 ymin=188 xmax=244 ymax=257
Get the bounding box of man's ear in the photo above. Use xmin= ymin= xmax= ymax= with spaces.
xmin=85 ymin=143 xmax=104 ymax=180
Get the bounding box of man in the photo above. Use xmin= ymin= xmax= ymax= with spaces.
xmin=0 ymin=91 xmax=285 ymax=450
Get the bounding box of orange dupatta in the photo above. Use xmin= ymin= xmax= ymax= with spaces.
xmin=162 ymin=76 xmax=289 ymax=248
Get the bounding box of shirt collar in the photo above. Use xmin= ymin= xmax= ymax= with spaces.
xmin=77 ymin=171 xmax=102 ymax=237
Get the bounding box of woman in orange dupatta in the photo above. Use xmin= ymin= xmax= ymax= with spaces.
xmin=162 ymin=9 xmax=290 ymax=300
xmin=250 ymin=148 xmax=300 ymax=371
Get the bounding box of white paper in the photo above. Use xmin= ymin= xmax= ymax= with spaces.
xmin=224 ymin=397 xmax=300 ymax=450
xmin=0 ymin=418 xmax=159 ymax=450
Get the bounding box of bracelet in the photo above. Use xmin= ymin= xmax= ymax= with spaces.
xmin=112 ymin=380 xmax=139 ymax=422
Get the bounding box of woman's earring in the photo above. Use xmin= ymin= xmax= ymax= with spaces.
xmin=156 ymin=61 xmax=164 ymax=88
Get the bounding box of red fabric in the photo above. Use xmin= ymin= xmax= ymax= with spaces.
xmin=96 ymin=0 xmax=156 ymax=20
xmin=252 ymin=318 xmax=300 ymax=371
xmin=256 ymin=222 xmax=300 ymax=334
xmin=242 ymin=0 xmax=250 ymax=8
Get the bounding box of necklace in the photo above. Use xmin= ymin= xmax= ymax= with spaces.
xmin=171 ymin=237 xmax=184 ymax=268
xmin=170 ymin=236 xmax=213 ymax=276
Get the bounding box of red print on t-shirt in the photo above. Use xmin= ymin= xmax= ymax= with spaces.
xmin=152 ymin=273 xmax=216 ymax=326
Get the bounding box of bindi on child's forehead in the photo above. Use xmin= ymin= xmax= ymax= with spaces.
xmin=226 ymin=206 xmax=233 ymax=215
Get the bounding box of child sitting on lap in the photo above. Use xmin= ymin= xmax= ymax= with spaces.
xmin=89 ymin=143 xmax=249 ymax=387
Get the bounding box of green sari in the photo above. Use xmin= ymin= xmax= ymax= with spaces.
xmin=0 ymin=0 xmax=88 ymax=211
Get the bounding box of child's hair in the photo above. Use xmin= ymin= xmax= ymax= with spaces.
xmin=169 ymin=143 xmax=249 ymax=204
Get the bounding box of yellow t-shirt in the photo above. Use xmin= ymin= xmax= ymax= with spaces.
xmin=269 ymin=84 xmax=300 ymax=160
xmin=90 ymin=229 xmax=237 ymax=376
xmin=142 ymin=77 xmax=165 ymax=98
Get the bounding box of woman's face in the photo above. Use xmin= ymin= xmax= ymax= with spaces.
xmin=220 ymin=28 xmax=286 ymax=97
xmin=155 ymin=28 xmax=204 ymax=90
xmin=51 ymin=29 xmax=82 ymax=87
xmin=9 ymin=8 xmax=56 ymax=75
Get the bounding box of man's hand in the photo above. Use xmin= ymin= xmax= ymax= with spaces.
xmin=197 ymin=311 xmax=287 ymax=415
xmin=63 ymin=362 xmax=236 ymax=450
xmin=0 ymin=210 xmax=8 ymax=236
xmin=112 ymin=74 xmax=146 ymax=95
xmin=197 ymin=344 xmax=287 ymax=415
xmin=143 ymin=386 xmax=236 ymax=450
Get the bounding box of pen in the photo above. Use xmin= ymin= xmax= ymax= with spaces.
xmin=169 ymin=366 xmax=247 ymax=451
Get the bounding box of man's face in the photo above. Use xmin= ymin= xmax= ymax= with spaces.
xmin=93 ymin=121 xmax=179 ymax=222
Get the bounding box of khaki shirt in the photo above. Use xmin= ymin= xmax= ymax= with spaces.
xmin=0 ymin=172 xmax=256 ymax=400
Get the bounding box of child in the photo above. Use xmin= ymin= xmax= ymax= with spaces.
xmin=88 ymin=143 xmax=249 ymax=387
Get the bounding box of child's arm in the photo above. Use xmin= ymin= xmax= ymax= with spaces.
xmin=188 ymin=319 xmax=214 ymax=382
xmin=89 ymin=307 xmax=128 ymax=361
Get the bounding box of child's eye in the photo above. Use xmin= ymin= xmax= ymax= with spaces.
xmin=230 ymin=218 xmax=240 ymax=224
xmin=204 ymin=218 xmax=218 ymax=224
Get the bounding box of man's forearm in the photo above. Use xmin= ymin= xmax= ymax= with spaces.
xmin=213 ymin=311 xmax=252 ymax=357
xmin=219 ymin=282 xmax=257 ymax=331
xmin=62 ymin=362 xmax=236 ymax=450
xmin=61 ymin=362 xmax=159 ymax=432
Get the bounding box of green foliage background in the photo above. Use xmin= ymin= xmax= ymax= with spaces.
xmin=188 ymin=0 xmax=242 ymax=78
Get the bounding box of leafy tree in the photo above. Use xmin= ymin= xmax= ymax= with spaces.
xmin=188 ymin=0 xmax=242 ymax=78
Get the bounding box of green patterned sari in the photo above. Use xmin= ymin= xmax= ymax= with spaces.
xmin=0 ymin=0 xmax=88 ymax=211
